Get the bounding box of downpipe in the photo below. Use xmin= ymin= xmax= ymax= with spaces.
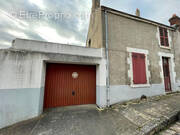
xmin=105 ymin=10 xmax=110 ymax=107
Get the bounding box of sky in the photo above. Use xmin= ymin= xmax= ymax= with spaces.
xmin=0 ymin=0 xmax=180 ymax=48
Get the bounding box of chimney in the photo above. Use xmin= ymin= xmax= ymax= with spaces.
xmin=169 ymin=14 xmax=180 ymax=31
xmin=136 ymin=8 xmax=140 ymax=17
xmin=92 ymin=0 xmax=100 ymax=11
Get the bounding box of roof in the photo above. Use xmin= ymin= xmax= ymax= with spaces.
xmin=101 ymin=6 xmax=175 ymax=30
xmin=9 ymin=38 xmax=103 ymax=58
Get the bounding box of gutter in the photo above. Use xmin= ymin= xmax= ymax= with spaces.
xmin=101 ymin=6 xmax=175 ymax=31
xmin=105 ymin=10 xmax=110 ymax=107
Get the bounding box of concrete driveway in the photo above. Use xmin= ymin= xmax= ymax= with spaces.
xmin=0 ymin=105 xmax=140 ymax=135
xmin=1 ymin=93 xmax=180 ymax=135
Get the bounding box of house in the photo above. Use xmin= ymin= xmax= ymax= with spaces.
xmin=0 ymin=0 xmax=180 ymax=129
xmin=87 ymin=0 xmax=180 ymax=106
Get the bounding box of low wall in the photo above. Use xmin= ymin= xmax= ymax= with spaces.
xmin=0 ymin=88 xmax=43 ymax=128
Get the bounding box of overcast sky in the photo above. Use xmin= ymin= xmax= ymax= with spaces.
xmin=0 ymin=0 xmax=180 ymax=48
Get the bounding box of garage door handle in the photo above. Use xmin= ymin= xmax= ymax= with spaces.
xmin=72 ymin=91 xmax=75 ymax=96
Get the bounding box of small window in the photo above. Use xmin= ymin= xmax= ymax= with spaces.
xmin=88 ymin=39 xmax=91 ymax=47
xmin=132 ymin=53 xmax=147 ymax=84
xmin=159 ymin=27 xmax=169 ymax=47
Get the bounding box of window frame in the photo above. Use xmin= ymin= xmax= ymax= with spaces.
xmin=159 ymin=27 xmax=169 ymax=47
xmin=127 ymin=47 xmax=151 ymax=88
xmin=132 ymin=53 xmax=147 ymax=85
xmin=158 ymin=52 xmax=176 ymax=92
xmin=88 ymin=39 xmax=91 ymax=47
xmin=157 ymin=27 xmax=171 ymax=50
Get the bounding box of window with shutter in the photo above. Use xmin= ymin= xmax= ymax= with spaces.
xmin=132 ymin=53 xmax=147 ymax=84
xmin=159 ymin=27 xmax=169 ymax=47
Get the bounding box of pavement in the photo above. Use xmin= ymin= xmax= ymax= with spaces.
xmin=159 ymin=121 xmax=180 ymax=135
xmin=0 ymin=93 xmax=180 ymax=135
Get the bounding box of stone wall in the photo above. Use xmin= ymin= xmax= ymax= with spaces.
xmin=107 ymin=13 xmax=175 ymax=85
xmin=86 ymin=8 xmax=104 ymax=48
xmin=105 ymin=12 xmax=180 ymax=104
xmin=174 ymin=31 xmax=180 ymax=85
xmin=87 ymin=5 xmax=180 ymax=105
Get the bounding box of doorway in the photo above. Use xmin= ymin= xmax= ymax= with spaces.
xmin=44 ymin=63 xmax=96 ymax=109
xmin=162 ymin=57 xmax=172 ymax=92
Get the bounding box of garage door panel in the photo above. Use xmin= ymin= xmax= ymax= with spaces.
xmin=44 ymin=64 xmax=96 ymax=109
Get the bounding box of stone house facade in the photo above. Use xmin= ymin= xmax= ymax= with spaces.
xmin=87 ymin=0 xmax=180 ymax=105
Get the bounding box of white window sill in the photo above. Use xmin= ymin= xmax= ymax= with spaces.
xmin=130 ymin=84 xmax=151 ymax=88
xmin=159 ymin=46 xmax=171 ymax=50
xmin=165 ymin=91 xmax=173 ymax=94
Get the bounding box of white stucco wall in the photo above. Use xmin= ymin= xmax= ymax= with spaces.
xmin=0 ymin=51 xmax=44 ymax=129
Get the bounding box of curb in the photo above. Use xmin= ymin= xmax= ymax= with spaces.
xmin=142 ymin=110 xmax=180 ymax=135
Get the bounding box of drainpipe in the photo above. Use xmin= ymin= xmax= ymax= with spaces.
xmin=105 ymin=10 xmax=110 ymax=107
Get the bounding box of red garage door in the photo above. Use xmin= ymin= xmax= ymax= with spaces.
xmin=44 ymin=63 xmax=96 ymax=109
